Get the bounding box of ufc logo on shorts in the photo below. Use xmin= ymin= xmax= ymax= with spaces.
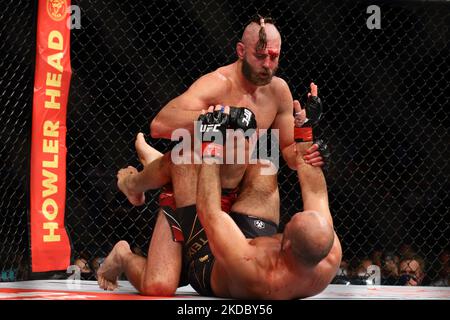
xmin=242 ymin=109 xmax=252 ymax=126
xmin=200 ymin=124 xmax=220 ymax=133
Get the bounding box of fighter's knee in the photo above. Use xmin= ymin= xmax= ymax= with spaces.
xmin=169 ymin=160 xmax=199 ymax=174
xmin=115 ymin=240 xmax=131 ymax=253
xmin=140 ymin=279 xmax=177 ymax=297
xmin=150 ymin=118 xmax=164 ymax=139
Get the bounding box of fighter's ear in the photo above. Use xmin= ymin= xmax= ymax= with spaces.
xmin=236 ymin=42 xmax=245 ymax=59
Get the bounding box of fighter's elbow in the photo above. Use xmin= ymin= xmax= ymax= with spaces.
xmin=282 ymin=144 xmax=298 ymax=170
xmin=150 ymin=117 xmax=167 ymax=139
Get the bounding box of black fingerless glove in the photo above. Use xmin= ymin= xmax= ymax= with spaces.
xmin=294 ymin=95 xmax=323 ymax=142
xmin=229 ymin=107 xmax=257 ymax=133
xmin=197 ymin=110 xmax=229 ymax=159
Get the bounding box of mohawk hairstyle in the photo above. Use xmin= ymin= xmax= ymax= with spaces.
xmin=249 ymin=14 xmax=276 ymax=52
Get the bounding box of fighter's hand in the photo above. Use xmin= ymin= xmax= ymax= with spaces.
xmin=298 ymin=82 xmax=322 ymax=127
xmin=294 ymin=83 xmax=326 ymax=167
xmin=197 ymin=105 xmax=230 ymax=161
xmin=293 ymin=95 xmax=312 ymax=142
xmin=302 ymin=143 xmax=325 ymax=167
xmin=308 ymin=82 xmax=318 ymax=98
xmin=229 ymin=106 xmax=257 ymax=132
xmin=294 ymin=99 xmax=306 ymax=127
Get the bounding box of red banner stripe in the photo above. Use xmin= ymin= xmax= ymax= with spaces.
xmin=30 ymin=0 xmax=72 ymax=272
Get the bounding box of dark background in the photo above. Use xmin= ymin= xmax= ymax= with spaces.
xmin=0 ymin=0 xmax=448 ymax=282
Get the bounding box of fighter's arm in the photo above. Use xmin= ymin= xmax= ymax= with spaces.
xmin=295 ymin=142 xmax=333 ymax=227
xmin=296 ymin=141 xmax=343 ymax=281
xmin=270 ymin=79 xmax=297 ymax=169
xmin=150 ymin=72 xmax=232 ymax=139
xmin=197 ymin=163 xmax=257 ymax=275
xmin=272 ymin=81 xmax=324 ymax=169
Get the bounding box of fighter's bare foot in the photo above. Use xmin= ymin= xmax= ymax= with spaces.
xmin=97 ymin=240 xmax=130 ymax=291
xmin=117 ymin=166 xmax=145 ymax=206
xmin=135 ymin=132 xmax=163 ymax=166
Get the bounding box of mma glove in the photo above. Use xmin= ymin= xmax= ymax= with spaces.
xmin=229 ymin=107 xmax=257 ymax=133
xmin=294 ymin=95 xmax=323 ymax=142
xmin=294 ymin=95 xmax=330 ymax=164
xmin=197 ymin=109 xmax=229 ymax=159
xmin=312 ymin=138 xmax=330 ymax=164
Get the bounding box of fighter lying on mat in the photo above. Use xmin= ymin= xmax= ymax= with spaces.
xmin=97 ymin=103 xmax=341 ymax=299
xmin=194 ymin=106 xmax=341 ymax=299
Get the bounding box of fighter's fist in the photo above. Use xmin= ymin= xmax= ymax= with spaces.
xmin=197 ymin=105 xmax=230 ymax=159
xmin=293 ymin=100 xmax=306 ymax=127
xmin=198 ymin=105 xmax=230 ymax=139
xmin=304 ymin=82 xmax=322 ymax=126
xmin=229 ymin=106 xmax=257 ymax=132
xmin=294 ymin=82 xmax=323 ymax=142
xmin=302 ymin=140 xmax=330 ymax=167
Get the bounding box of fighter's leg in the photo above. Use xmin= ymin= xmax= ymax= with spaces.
xmin=135 ymin=132 xmax=162 ymax=166
xmin=295 ymin=142 xmax=333 ymax=226
xmin=97 ymin=240 xmax=132 ymax=291
xmin=97 ymin=208 xmax=182 ymax=295
xmin=170 ymin=162 xmax=199 ymax=207
xmin=117 ymin=167 xmax=147 ymax=206
xmin=230 ymin=162 xmax=280 ymax=224
xmin=117 ymin=135 xmax=172 ymax=205
xmin=137 ymin=208 xmax=183 ymax=295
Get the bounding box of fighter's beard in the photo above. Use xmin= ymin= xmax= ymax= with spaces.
xmin=242 ymin=58 xmax=275 ymax=86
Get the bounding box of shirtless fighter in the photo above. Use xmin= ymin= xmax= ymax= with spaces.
xmin=97 ymin=15 xmax=334 ymax=297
